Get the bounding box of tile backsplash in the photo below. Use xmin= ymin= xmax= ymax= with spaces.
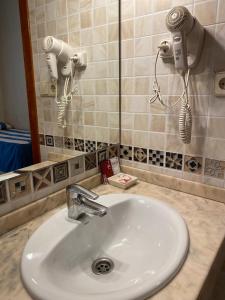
xmin=120 ymin=0 xmax=225 ymax=188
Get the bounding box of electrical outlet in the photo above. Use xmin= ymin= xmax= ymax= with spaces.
xmin=40 ymin=82 xmax=56 ymax=97
xmin=159 ymin=40 xmax=173 ymax=59
xmin=48 ymin=82 xmax=56 ymax=97
xmin=215 ymin=72 xmax=225 ymax=97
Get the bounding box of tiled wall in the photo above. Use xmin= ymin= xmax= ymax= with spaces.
xmin=120 ymin=0 xmax=225 ymax=188
xmin=28 ymin=0 xmax=119 ymax=159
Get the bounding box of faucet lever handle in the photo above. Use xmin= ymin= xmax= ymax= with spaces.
xmin=66 ymin=184 xmax=98 ymax=201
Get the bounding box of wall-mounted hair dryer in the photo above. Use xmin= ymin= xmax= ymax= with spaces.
xmin=166 ymin=6 xmax=205 ymax=73
xmin=149 ymin=6 xmax=205 ymax=145
xmin=43 ymin=36 xmax=74 ymax=81
xmin=42 ymin=36 xmax=87 ymax=128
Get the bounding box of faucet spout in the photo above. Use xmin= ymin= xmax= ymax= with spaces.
xmin=66 ymin=184 xmax=107 ymax=220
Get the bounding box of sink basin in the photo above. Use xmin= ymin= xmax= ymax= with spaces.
xmin=21 ymin=193 xmax=189 ymax=300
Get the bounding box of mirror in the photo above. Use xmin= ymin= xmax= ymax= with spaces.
xmin=0 ymin=0 xmax=120 ymax=177
xmin=0 ymin=0 xmax=35 ymax=174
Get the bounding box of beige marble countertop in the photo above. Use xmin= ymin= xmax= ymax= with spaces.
xmin=1 ymin=180 xmax=225 ymax=300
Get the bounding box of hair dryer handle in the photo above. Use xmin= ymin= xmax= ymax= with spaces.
xmin=46 ymin=53 xmax=58 ymax=81
xmin=172 ymin=31 xmax=188 ymax=73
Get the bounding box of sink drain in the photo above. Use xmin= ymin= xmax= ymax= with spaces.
xmin=92 ymin=257 xmax=114 ymax=275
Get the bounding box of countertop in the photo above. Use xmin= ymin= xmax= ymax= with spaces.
xmin=1 ymin=180 xmax=225 ymax=300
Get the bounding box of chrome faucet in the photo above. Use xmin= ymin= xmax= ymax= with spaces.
xmin=66 ymin=184 xmax=107 ymax=220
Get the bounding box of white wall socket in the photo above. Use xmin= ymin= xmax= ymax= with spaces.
xmin=215 ymin=72 xmax=225 ymax=97
xmin=159 ymin=40 xmax=173 ymax=59
xmin=40 ymin=82 xmax=56 ymax=97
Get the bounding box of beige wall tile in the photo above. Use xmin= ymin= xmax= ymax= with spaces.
xmin=80 ymin=0 xmax=93 ymax=10
xmin=184 ymin=137 xmax=205 ymax=156
xmin=217 ymin=0 xmax=225 ymax=23
xmin=94 ymin=7 xmax=106 ymax=26
xmin=108 ymin=23 xmax=119 ymax=42
xmin=122 ymin=40 xmax=134 ymax=59
xmin=67 ymin=0 xmax=79 ymax=14
xmin=80 ymin=11 xmax=92 ymax=28
xmin=152 ymin=11 xmax=168 ymax=34
xmin=122 ymin=78 xmax=135 ymax=95
xmin=108 ymin=42 xmax=119 ymax=60
xmin=108 ymin=113 xmax=119 ymax=128
xmin=134 ymin=114 xmax=149 ymax=130
xmin=46 ymin=21 xmax=56 ymax=35
xmin=56 ymin=17 xmax=67 ymax=34
xmin=46 ymin=2 xmax=56 ymax=21
xmin=69 ymin=31 xmax=80 ymax=47
xmin=192 ymin=117 xmax=208 ymax=137
xmin=194 ymin=1 xmax=217 ymax=25
xmin=135 ymin=57 xmax=152 ymax=76
xmin=135 ymin=36 xmax=152 ymax=57
xmin=150 ymin=115 xmax=166 ymax=132
xmin=95 ymin=79 xmax=107 ymax=94
xmin=122 ymin=96 xmax=148 ymax=113
xmin=152 ymin=0 xmax=172 ymax=12
xmin=135 ymin=77 xmax=150 ymax=95
xmin=208 ymin=117 xmax=225 ymax=139
xmin=205 ymin=138 xmax=225 ymax=161
xmin=209 ymin=96 xmax=225 ymax=117
xmin=135 ymin=15 xmax=152 ymax=37
xmin=121 ymin=20 xmax=134 ymax=40
xmin=121 ymin=130 xmax=133 ymax=145
xmin=149 ymin=132 xmax=165 ymax=150
xmin=166 ymin=134 xmax=184 ymax=153
xmin=84 ymin=112 xmax=95 ymax=125
xmin=68 ymin=14 xmax=80 ymax=31
xmin=135 ymin=0 xmax=152 ymax=16
xmin=96 ymin=127 xmax=109 ymax=142
xmin=84 ymin=126 xmax=96 ymax=140
xmin=121 ymin=113 xmax=133 ymax=129
xmin=109 ymin=128 xmax=119 ymax=144
xmin=122 ymin=59 xmax=134 ymax=77
xmin=95 ymin=112 xmax=108 ymax=127
xmin=133 ymin=131 xmax=149 ymax=148
xmin=107 ymin=2 xmax=118 ymax=23
xmin=56 ymin=0 xmax=67 ymax=17
xmin=121 ymin=0 xmax=134 ymax=20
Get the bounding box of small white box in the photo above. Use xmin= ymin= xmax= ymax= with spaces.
xmin=108 ymin=173 xmax=138 ymax=189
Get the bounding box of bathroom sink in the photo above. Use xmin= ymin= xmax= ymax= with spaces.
xmin=21 ymin=193 xmax=189 ymax=300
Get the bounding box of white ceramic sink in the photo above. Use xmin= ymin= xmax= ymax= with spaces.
xmin=21 ymin=193 xmax=189 ymax=300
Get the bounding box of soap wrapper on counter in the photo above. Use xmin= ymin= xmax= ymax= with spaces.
xmin=108 ymin=173 xmax=138 ymax=189
xmin=110 ymin=157 xmax=120 ymax=174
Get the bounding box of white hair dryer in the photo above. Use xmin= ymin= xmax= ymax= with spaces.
xmin=166 ymin=6 xmax=205 ymax=73
xmin=43 ymin=36 xmax=74 ymax=81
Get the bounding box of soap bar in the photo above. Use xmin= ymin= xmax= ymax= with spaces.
xmin=108 ymin=173 xmax=138 ymax=189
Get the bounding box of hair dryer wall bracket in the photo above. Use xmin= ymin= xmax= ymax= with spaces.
xmin=61 ymin=51 xmax=87 ymax=77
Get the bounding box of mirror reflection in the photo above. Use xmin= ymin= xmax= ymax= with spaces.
xmin=0 ymin=0 xmax=32 ymax=174
xmin=0 ymin=0 xmax=120 ymax=177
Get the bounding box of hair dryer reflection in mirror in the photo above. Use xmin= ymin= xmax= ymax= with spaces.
xmin=42 ymin=36 xmax=87 ymax=128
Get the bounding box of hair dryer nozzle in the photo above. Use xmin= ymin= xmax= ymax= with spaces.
xmin=166 ymin=6 xmax=194 ymax=34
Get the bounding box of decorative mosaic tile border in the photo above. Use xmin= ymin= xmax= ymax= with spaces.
xmin=40 ymin=134 xmax=115 ymax=154
xmin=120 ymin=144 xmax=225 ymax=180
